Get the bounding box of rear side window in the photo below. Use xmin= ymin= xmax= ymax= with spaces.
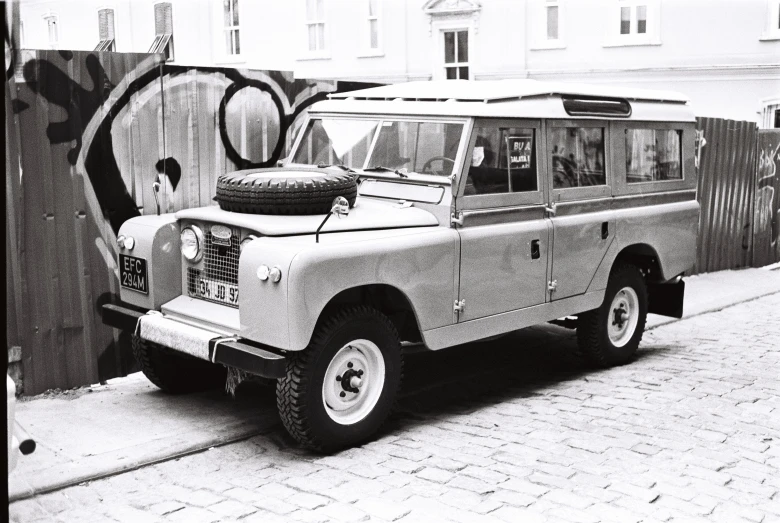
xmin=626 ymin=129 xmax=682 ymax=183
xmin=550 ymin=127 xmax=606 ymax=188
xmin=465 ymin=126 xmax=537 ymax=195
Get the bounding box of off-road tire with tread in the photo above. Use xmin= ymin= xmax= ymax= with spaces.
xmin=131 ymin=334 xmax=227 ymax=394
xmin=215 ymin=167 xmax=357 ymax=215
xmin=276 ymin=306 xmax=403 ymax=452
xmin=577 ymin=263 xmax=648 ymax=368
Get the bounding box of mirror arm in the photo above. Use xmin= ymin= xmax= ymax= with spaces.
xmin=315 ymin=212 xmax=333 ymax=244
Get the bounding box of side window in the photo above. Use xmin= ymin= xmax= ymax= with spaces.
xmin=626 ymin=129 xmax=682 ymax=183
xmin=550 ymin=127 xmax=606 ymax=188
xmin=465 ymin=126 xmax=537 ymax=195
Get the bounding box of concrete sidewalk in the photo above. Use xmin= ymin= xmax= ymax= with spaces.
xmin=8 ymin=263 xmax=780 ymax=502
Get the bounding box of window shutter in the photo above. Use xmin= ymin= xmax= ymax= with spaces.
xmin=106 ymin=10 xmax=115 ymax=39
xmin=99 ymin=10 xmax=107 ymax=39
xmin=164 ymin=4 xmax=173 ymax=34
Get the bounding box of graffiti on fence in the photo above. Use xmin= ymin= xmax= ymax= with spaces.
xmin=10 ymin=49 xmax=379 ymax=393
xmin=756 ymin=138 xmax=780 ymax=249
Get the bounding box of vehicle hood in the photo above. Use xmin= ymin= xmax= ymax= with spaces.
xmin=175 ymin=197 xmax=439 ymax=236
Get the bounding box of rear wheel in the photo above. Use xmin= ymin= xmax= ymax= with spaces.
xmin=131 ymin=334 xmax=226 ymax=394
xmin=276 ymin=306 xmax=402 ymax=452
xmin=577 ymin=264 xmax=648 ymax=367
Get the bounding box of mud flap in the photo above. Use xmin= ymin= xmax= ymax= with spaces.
xmin=648 ymin=279 xmax=685 ymax=319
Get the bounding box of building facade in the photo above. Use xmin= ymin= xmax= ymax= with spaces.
xmin=17 ymin=0 xmax=780 ymax=125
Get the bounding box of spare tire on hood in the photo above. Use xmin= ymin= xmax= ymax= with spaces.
xmin=215 ymin=167 xmax=358 ymax=215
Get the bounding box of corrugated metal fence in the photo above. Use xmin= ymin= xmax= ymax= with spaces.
xmin=693 ymin=117 xmax=759 ymax=274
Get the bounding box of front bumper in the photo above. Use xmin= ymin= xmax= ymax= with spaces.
xmin=102 ymin=303 xmax=288 ymax=379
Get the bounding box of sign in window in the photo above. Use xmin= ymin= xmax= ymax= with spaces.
xmin=466 ymin=127 xmax=537 ymax=195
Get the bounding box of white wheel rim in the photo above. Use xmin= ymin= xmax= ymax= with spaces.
xmin=322 ymin=340 xmax=385 ymax=425
xmin=608 ymin=287 xmax=639 ymax=347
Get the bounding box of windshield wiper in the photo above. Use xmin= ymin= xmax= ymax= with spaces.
xmin=364 ymin=166 xmax=409 ymax=178
xmin=317 ymin=163 xmax=357 ymax=173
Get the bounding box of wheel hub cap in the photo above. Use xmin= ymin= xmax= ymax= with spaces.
xmin=322 ymin=340 xmax=385 ymax=425
xmin=607 ymin=287 xmax=639 ymax=347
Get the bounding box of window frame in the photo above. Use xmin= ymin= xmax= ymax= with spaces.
xmin=760 ymin=0 xmax=780 ymax=40
xmin=222 ymin=0 xmax=241 ymax=57
xmin=442 ymin=29 xmax=470 ymax=80
xmin=603 ymin=0 xmax=661 ymax=48
xmin=459 ymin=118 xmax=546 ymax=210
xmin=546 ymin=119 xmax=612 ymax=203
xmin=531 ymin=0 xmax=566 ymax=51
xmin=358 ymin=0 xmax=383 ymax=57
xmin=95 ymin=7 xmax=116 ymax=52
xmin=43 ymin=13 xmax=58 ymax=49
xmin=611 ymin=121 xmax=695 ymax=196
xmin=302 ymin=0 xmax=329 ymax=59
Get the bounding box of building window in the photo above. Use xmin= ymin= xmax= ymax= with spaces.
xmin=605 ymin=0 xmax=660 ymax=47
xmin=95 ymin=9 xmax=116 ymax=51
xmin=149 ymin=2 xmax=174 ymax=61
xmin=44 ymin=14 xmax=58 ymax=49
xmin=546 ymin=1 xmax=559 ymax=39
xmin=367 ymin=0 xmax=380 ymax=50
xmin=761 ymin=0 xmax=780 ymax=40
xmin=443 ymin=30 xmax=469 ymax=80
xmin=223 ymin=0 xmax=240 ymax=55
xmin=305 ymin=0 xmax=326 ymax=52
xmin=620 ymin=3 xmax=646 ymax=35
xmin=532 ymin=0 xmax=565 ymax=50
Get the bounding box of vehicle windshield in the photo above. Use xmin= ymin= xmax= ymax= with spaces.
xmin=290 ymin=117 xmax=464 ymax=177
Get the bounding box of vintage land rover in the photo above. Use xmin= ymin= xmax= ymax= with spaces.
xmin=103 ymin=80 xmax=699 ymax=451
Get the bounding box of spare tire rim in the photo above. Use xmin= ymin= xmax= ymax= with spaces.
xmin=608 ymin=287 xmax=639 ymax=347
xmin=322 ymin=340 xmax=385 ymax=425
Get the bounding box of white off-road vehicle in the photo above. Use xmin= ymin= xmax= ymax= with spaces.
xmin=104 ymin=80 xmax=699 ymax=451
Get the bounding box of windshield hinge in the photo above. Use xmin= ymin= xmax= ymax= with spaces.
xmin=450 ymin=211 xmax=464 ymax=227
xmin=454 ymin=299 xmax=465 ymax=315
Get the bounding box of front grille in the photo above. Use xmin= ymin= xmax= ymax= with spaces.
xmin=186 ymin=225 xmax=240 ymax=308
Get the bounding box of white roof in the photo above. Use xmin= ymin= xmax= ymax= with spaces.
xmin=329 ymin=79 xmax=690 ymax=104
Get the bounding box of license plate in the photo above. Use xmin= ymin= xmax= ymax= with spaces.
xmin=120 ymin=255 xmax=148 ymax=294
xmin=196 ymin=278 xmax=239 ymax=305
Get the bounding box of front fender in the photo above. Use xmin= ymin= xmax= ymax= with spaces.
xmin=238 ymin=227 xmax=459 ymax=351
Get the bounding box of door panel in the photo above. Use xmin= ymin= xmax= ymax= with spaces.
xmin=550 ymin=208 xmax=615 ymax=300
xmin=458 ymin=216 xmax=550 ymax=321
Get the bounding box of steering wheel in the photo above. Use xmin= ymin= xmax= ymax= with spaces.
xmin=421 ymin=156 xmax=456 ymax=176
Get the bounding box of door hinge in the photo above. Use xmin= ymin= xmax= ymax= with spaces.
xmin=548 ymin=280 xmax=558 ymax=293
xmin=454 ymin=299 xmax=465 ymax=315
xmin=450 ymin=211 xmax=464 ymax=227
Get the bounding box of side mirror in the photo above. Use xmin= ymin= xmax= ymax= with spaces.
xmin=330 ymin=196 xmax=350 ymax=217
xmin=316 ymin=196 xmax=351 ymax=243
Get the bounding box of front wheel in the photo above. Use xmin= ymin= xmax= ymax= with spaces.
xmin=276 ymin=306 xmax=402 ymax=452
xmin=577 ymin=263 xmax=648 ymax=367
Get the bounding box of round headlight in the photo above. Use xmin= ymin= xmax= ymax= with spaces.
xmin=180 ymin=226 xmax=203 ymax=262
xmin=269 ymin=266 xmax=282 ymax=283
xmin=256 ymin=265 xmax=270 ymax=281
xmin=123 ymin=236 xmax=135 ymax=250
xmin=117 ymin=235 xmax=126 ymax=248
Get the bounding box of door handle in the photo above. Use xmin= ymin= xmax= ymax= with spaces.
xmin=531 ymin=239 xmax=540 ymax=259
xmin=601 ymin=222 xmax=609 ymax=239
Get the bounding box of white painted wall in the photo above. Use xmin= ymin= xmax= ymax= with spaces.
xmin=17 ymin=0 xmax=780 ymax=124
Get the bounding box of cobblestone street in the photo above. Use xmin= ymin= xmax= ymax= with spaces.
xmin=10 ymin=293 xmax=780 ymax=523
